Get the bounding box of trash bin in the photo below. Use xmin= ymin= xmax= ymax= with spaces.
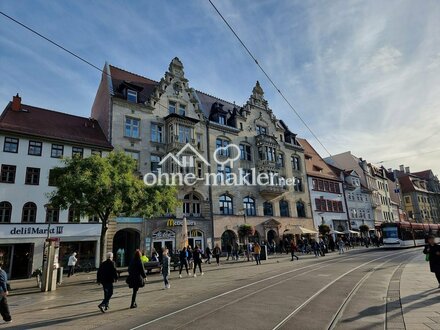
xmin=57 ymin=267 xmax=63 ymax=284
xmin=260 ymin=245 xmax=268 ymax=261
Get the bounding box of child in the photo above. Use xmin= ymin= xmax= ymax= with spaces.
xmin=161 ymin=248 xmax=171 ymax=289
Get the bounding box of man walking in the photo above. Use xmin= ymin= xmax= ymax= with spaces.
xmin=97 ymin=252 xmax=118 ymax=313
xmin=0 ymin=263 xmax=11 ymax=324
xmin=67 ymin=252 xmax=78 ymax=277
xmin=290 ymin=240 xmax=299 ymax=261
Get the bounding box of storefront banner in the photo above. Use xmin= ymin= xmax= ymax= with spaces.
xmin=0 ymin=223 xmax=101 ymax=238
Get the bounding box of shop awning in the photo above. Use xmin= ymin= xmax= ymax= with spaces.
xmin=285 ymin=226 xmax=318 ymax=235
xmin=346 ymin=230 xmax=360 ymax=235
xmin=330 ymin=230 xmax=344 ymax=234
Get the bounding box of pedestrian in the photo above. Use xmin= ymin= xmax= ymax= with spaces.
xmin=141 ymin=251 xmax=149 ymax=264
xmin=290 ymin=240 xmax=299 ymax=261
xmin=126 ymin=250 xmax=147 ymax=309
xmin=312 ymin=240 xmax=320 ymax=257
xmin=151 ymin=250 xmax=159 ymax=262
xmin=226 ymin=243 xmax=232 ymax=261
xmin=423 ymin=235 xmax=440 ymax=288
xmin=162 ymin=248 xmax=171 ymax=289
xmin=213 ymin=244 xmax=221 ymax=266
xmin=247 ymin=242 xmax=254 ymax=262
xmin=0 ymin=262 xmax=11 ymax=323
xmin=329 ymin=238 xmax=335 ymax=252
xmin=233 ymin=241 xmax=239 ymax=261
xmin=337 ymin=238 xmax=345 ymax=254
xmin=192 ymin=245 xmax=204 ymax=277
xmin=319 ymin=239 xmax=326 ymax=256
xmin=178 ymin=247 xmax=190 ymax=278
xmin=187 ymin=246 xmax=194 ymax=270
xmin=97 ymin=252 xmax=118 ymax=313
xmin=67 ymin=252 xmax=78 ymax=277
xmin=205 ymin=246 xmax=212 ymax=264
xmin=254 ymin=242 xmax=261 ymax=265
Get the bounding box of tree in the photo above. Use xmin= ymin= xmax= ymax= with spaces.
xmin=48 ymin=151 xmax=179 ymax=262
xmin=318 ymin=224 xmax=331 ymax=235
xmin=238 ymin=224 xmax=255 ymax=243
xmin=359 ymin=224 xmax=370 ymax=236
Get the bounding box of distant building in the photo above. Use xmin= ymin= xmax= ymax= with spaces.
xmin=0 ymin=95 xmax=112 ymax=279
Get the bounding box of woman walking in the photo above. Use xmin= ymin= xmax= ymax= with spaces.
xmin=205 ymin=246 xmax=212 ymax=264
xmin=162 ymin=248 xmax=171 ymax=289
xmin=423 ymin=235 xmax=440 ymax=288
xmin=213 ymin=244 xmax=221 ymax=266
xmin=178 ymin=247 xmax=190 ymax=278
xmin=127 ymin=250 xmax=146 ymax=308
xmin=254 ymin=242 xmax=261 ymax=265
xmin=192 ymin=245 xmax=204 ymax=277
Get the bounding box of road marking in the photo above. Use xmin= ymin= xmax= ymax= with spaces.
xmin=271 ymin=249 xmax=416 ymax=330
xmin=130 ymin=249 xmax=384 ymax=329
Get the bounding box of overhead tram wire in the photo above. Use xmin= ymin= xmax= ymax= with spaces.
xmin=375 ymin=148 xmax=440 ymax=164
xmin=208 ymin=0 xmax=334 ymax=158
xmin=0 ymin=10 xmax=170 ymax=113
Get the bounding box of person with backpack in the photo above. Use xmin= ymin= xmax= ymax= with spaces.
xmin=126 ymin=250 xmax=146 ymax=309
xmin=192 ymin=245 xmax=204 ymax=277
xmin=178 ymin=247 xmax=190 ymax=278
xmin=97 ymin=252 xmax=118 ymax=313
xmin=213 ymin=244 xmax=221 ymax=266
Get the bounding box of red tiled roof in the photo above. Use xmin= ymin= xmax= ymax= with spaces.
xmin=297 ymin=138 xmax=340 ymax=181
xmin=412 ymin=170 xmax=432 ymax=180
xmin=0 ymin=103 xmax=112 ymax=149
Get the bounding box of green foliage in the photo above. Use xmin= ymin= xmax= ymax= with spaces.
xmin=318 ymin=224 xmax=331 ymax=235
xmin=238 ymin=224 xmax=255 ymax=237
xmin=359 ymin=224 xmax=370 ymax=233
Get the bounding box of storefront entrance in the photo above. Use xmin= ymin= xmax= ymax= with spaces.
xmin=59 ymin=241 xmax=97 ymax=269
xmin=113 ymin=229 xmax=141 ymax=267
xmin=0 ymin=244 xmax=33 ymax=279
xmin=152 ymin=229 xmax=176 ymax=260
xmin=188 ymin=229 xmax=204 ymax=250
xmin=221 ymin=230 xmax=237 ymax=252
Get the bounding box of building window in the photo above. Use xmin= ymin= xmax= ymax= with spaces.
xmin=243 ymin=196 xmax=256 ymax=216
xmin=219 ymin=194 xmax=233 ymax=215
xmin=168 ymin=101 xmax=176 ymax=114
xmin=125 ymin=150 xmax=140 ymax=169
xmin=239 ymin=144 xmax=252 ymax=161
xmin=25 ymin=167 xmax=40 ymax=185
xmin=3 ymin=137 xmax=18 ymax=153
xmin=259 ymin=146 xmax=276 ymax=161
xmin=72 ymin=147 xmax=84 ymax=158
xmin=183 ymin=193 xmax=201 ymax=216
xmin=89 ymin=215 xmax=99 ymax=222
xmin=277 ymin=154 xmax=284 ymax=168
xmin=51 ymin=144 xmax=64 ymax=158
xmin=263 ymin=201 xmax=273 ymax=216
xmin=91 ymin=149 xmax=102 ymax=157
xmin=218 ymin=114 xmax=226 ymax=125
xmin=28 ymin=141 xmax=42 ymax=156
xmin=45 ymin=205 xmax=59 ymax=223
xmin=217 ymin=165 xmax=232 ymax=184
xmin=125 ymin=117 xmax=140 ymax=138
xmin=22 ymin=202 xmax=37 ymax=223
xmin=294 ymin=178 xmax=302 ymax=192
xmin=178 ymin=125 xmax=192 ymax=143
xmin=296 ymin=201 xmax=306 ymax=218
xmin=256 ymin=125 xmax=267 ymax=135
xmin=127 ymin=89 xmax=137 ymax=103
xmin=179 ymin=104 xmax=186 ymax=116
xmin=240 ymin=168 xmax=253 ymax=184
xmin=1 ymin=164 xmax=16 ymax=183
xmin=216 ymin=138 xmax=229 ymax=156
xmin=151 ymin=123 xmax=163 ymax=143
xmin=151 ymin=155 xmax=161 ymax=174
xmin=68 ymin=207 xmax=80 ymax=223
xmin=48 ymin=169 xmax=58 ymax=186
xmin=196 ymin=133 xmax=203 ymax=150
xmin=279 ymin=200 xmax=290 ymax=217
xmin=404 ymin=196 xmax=410 ymax=204
xmin=0 ymin=202 xmax=12 ymax=223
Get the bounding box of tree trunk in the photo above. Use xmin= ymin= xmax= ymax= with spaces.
xmin=99 ymin=221 xmax=108 ymax=263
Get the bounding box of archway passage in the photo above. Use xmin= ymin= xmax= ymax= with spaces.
xmin=113 ymin=229 xmax=140 ymax=267
xmin=267 ymin=229 xmax=277 ymax=243
xmin=221 ymin=230 xmax=237 ymax=252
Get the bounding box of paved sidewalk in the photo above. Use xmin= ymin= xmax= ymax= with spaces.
xmin=400 ymin=254 xmax=440 ymax=330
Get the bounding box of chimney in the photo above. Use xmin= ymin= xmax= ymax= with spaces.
xmin=405 ymin=166 xmax=410 ymax=174
xmin=399 ymin=165 xmax=404 ymax=172
xmin=12 ymin=94 xmax=21 ymax=111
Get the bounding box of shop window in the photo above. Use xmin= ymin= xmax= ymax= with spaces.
xmin=22 ymin=202 xmax=37 ymax=223
xmin=1 ymin=164 xmax=16 ymax=183
xmin=0 ymin=201 xmax=12 ymax=223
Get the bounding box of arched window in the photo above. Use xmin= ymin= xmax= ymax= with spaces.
xmin=291 ymin=155 xmax=301 ymax=171
xmin=22 ymin=202 xmax=37 ymax=223
xmin=296 ymin=201 xmax=306 ymax=218
xmin=219 ymin=194 xmax=233 ymax=215
xmin=183 ymin=193 xmax=201 ymax=217
xmin=45 ymin=205 xmax=60 ymax=223
xmin=263 ymin=201 xmax=273 ymax=216
xmin=68 ymin=207 xmax=80 ymax=223
xmin=0 ymin=202 xmax=12 ymax=223
xmin=279 ymin=200 xmax=289 ymax=217
xmin=243 ymin=196 xmax=256 ymax=216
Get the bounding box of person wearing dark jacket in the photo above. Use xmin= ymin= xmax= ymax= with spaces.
xmin=178 ymin=247 xmax=190 ymax=278
xmin=423 ymin=235 xmax=440 ymax=288
xmin=127 ymin=250 xmax=146 ymax=308
xmin=192 ymin=245 xmax=204 ymax=277
xmin=0 ymin=263 xmax=11 ymax=323
xmin=97 ymin=252 xmax=118 ymax=313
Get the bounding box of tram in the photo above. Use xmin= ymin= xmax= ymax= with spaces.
xmin=381 ymin=222 xmax=440 ymax=248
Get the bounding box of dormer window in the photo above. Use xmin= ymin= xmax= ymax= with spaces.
xmin=179 ymin=104 xmax=186 ymax=116
xmin=218 ymin=114 xmax=226 ymax=125
xmin=256 ymin=125 xmax=267 ymax=135
xmin=127 ymin=89 xmax=137 ymax=103
xmin=169 ymin=101 xmax=176 ymax=114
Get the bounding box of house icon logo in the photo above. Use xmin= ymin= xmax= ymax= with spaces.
xmin=159 ymin=143 xmax=210 ymax=168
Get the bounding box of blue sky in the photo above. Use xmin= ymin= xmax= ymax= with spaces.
xmin=1 ymin=0 xmax=440 ymax=174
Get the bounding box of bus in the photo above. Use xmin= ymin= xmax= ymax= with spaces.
xmin=381 ymin=222 xmax=440 ymax=248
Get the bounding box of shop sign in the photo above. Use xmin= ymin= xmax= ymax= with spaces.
xmin=166 ymin=219 xmax=196 ymax=227
xmin=0 ymin=224 xmax=101 ymax=238
xmin=152 ymin=230 xmax=175 ymax=239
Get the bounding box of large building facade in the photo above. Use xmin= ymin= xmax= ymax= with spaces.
xmin=91 ymin=58 xmax=315 ymax=257
xmin=0 ymin=95 xmax=112 ymax=279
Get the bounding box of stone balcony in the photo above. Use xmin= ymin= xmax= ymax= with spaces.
xmin=259 ymin=184 xmax=288 ymax=197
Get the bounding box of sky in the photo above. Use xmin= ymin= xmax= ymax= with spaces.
xmin=1 ymin=0 xmax=440 ymax=175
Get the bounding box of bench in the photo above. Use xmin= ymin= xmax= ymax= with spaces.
xmin=116 ymin=261 xmax=162 ymax=277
